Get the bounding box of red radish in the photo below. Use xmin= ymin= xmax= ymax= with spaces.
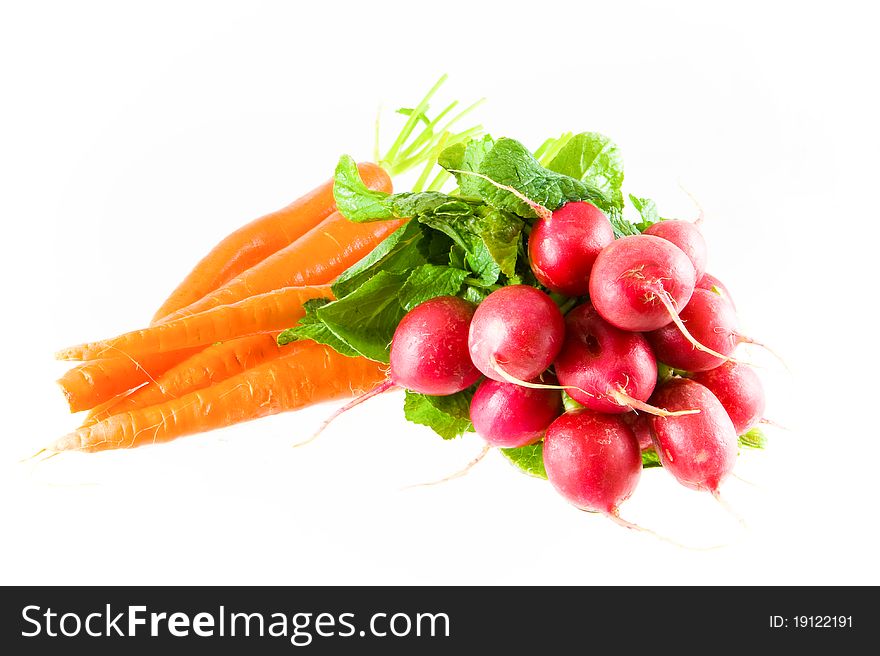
xmin=390 ymin=296 xmax=481 ymax=395
xmin=623 ymin=412 xmax=655 ymax=451
xmin=468 ymin=285 xmax=565 ymax=383
xmin=298 ymin=295 xmax=482 ymax=445
xmin=469 ymin=376 xmax=563 ymax=448
xmin=589 ymin=234 xmax=696 ymax=332
xmin=644 ymin=220 xmax=708 ymax=280
xmin=646 ymin=288 xmax=738 ymax=372
xmin=696 ymin=272 xmax=736 ymax=309
xmin=554 ymin=303 xmax=692 ymax=417
xmin=692 ymin=361 xmax=765 ymax=434
xmin=589 ymin=235 xmax=731 ymax=364
xmin=649 ymin=378 xmax=737 ymax=494
xmin=543 ymin=410 xmax=641 ymax=515
xmin=528 ymin=201 xmax=614 ymax=296
xmin=648 ymin=288 xmax=781 ymax=372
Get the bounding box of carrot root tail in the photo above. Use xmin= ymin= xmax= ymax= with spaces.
xmin=18 ymin=448 xmax=47 ymax=464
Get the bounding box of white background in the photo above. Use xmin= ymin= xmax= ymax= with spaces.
xmin=1 ymin=0 xmax=877 ymax=585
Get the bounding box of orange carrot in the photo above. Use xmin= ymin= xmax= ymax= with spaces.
xmin=57 ymin=347 xmax=201 ymax=413
xmin=84 ymin=395 xmax=130 ymax=425
xmin=50 ymin=341 xmax=386 ymax=453
xmin=56 ymin=285 xmax=332 ymax=362
xmin=159 ymin=213 xmax=407 ymax=322
xmin=152 ymin=163 xmax=391 ymax=323
xmin=84 ymin=334 xmax=283 ymax=425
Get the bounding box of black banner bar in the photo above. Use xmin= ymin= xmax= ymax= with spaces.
xmin=0 ymin=586 xmax=866 ymax=653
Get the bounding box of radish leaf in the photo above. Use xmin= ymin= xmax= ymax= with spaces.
xmin=561 ymin=391 xmax=584 ymax=412
xmin=333 ymin=221 xmax=428 ymax=298
xmin=641 ymin=449 xmax=662 ymax=469
xmin=276 ymin=299 xmax=360 ymax=358
xmin=334 ymin=155 xmax=482 ymax=224
xmin=418 ymin=215 xmax=501 ymax=286
xmin=404 ymin=390 xmax=474 ymax=439
xmin=501 ymin=443 xmax=547 ymax=479
xmin=471 ymin=207 xmax=522 ymax=279
xmin=738 ymin=427 xmax=767 ymax=449
xmin=438 ymin=134 xmax=495 ymax=196
xmin=629 ymin=194 xmax=659 ymax=232
xmin=547 ymin=132 xmax=624 ymax=208
xmin=442 ymin=138 xmax=639 ymax=238
xmin=333 ymin=155 xmax=395 ymax=222
xmin=316 ymin=271 xmax=408 ymax=363
xmin=466 ymin=137 xmax=613 ymax=217
xmin=399 ymin=265 xmax=469 ymax=311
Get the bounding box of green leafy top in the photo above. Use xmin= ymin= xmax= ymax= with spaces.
xmin=404 ymin=388 xmax=475 ymax=440
xmin=437 ymin=134 xmax=495 ymax=196
xmin=629 ymin=194 xmax=661 ymax=232
xmin=739 ymin=427 xmax=768 ymax=450
xmin=279 ymin=92 xmax=674 ymax=442
xmin=277 ymin=299 xmax=360 ymax=358
xmin=546 ymin=132 xmax=625 ymax=208
xmin=447 ymin=137 xmax=614 ymax=218
xmin=501 ymin=443 xmax=547 ymax=479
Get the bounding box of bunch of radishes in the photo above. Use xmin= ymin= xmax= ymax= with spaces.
xmin=388 ymin=200 xmax=765 ymax=522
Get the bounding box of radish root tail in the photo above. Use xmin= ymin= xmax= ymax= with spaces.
xmin=608 ymin=387 xmax=699 ymax=417
xmin=731 ymin=472 xmax=761 ymax=488
xmin=605 ymin=510 xmax=725 ymax=551
xmin=759 ymin=417 xmax=790 ymax=431
xmin=489 ymin=355 xmax=594 ymax=397
xmin=678 ymin=181 xmax=706 ymax=226
xmin=403 ymin=444 xmax=491 ymax=489
xmin=736 ymin=334 xmax=791 ymax=373
xmin=657 ymin=291 xmax=735 ymax=363
xmin=293 ymin=379 xmax=397 ymax=448
xmin=711 ymin=488 xmax=748 ymax=529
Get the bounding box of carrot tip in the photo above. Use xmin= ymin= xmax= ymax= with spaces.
xmin=55 ymin=379 xmax=76 ymax=412
xmin=55 ymin=349 xmax=80 ymax=361
xmin=47 ymin=433 xmax=80 ymax=454
xmin=18 ymin=448 xmax=46 ymax=464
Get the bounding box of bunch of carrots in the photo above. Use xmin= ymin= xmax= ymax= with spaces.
xmin=51 ymin=78 xmax=484 ymax=454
